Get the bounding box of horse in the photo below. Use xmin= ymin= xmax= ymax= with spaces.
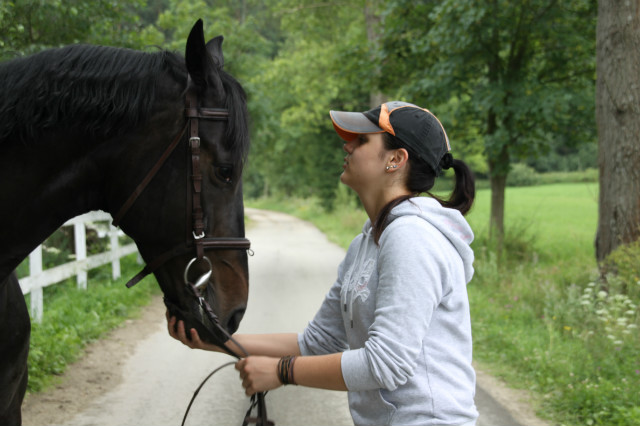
xmin=0 ymin=20 xmax=252 ymax=425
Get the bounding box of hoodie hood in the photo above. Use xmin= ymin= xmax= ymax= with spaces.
xmin=365 ymin=197 xmax=475 ymax=284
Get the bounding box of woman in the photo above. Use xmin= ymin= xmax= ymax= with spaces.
xmin=168 ymin=101 xmax=479 ymax=426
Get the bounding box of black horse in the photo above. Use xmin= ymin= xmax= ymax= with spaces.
xmin=0 ymin=20 xmax=251 ymax=425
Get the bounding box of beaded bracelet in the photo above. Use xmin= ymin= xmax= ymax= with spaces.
xmin=277 ymin=355 xmax=297 ymax=385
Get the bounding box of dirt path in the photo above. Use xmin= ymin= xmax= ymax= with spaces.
xmin=21 ymin=209 xmax=553 ymax=426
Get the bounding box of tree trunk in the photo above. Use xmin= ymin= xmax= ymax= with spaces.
xmin=365 ymin=0 xmax=386 ymax=108
xmin=489 ymin=174 xmax=506 ymax=240
xmin=488 ymin=142 xmax=509 ymax=254
xmin=595 ymin=0 xmax=640 ymax=262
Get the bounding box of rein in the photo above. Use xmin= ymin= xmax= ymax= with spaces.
xmin=180 ymin=280 xmax=274 ymax=426
xmin=111 ymin=78 xmax=273 ymax=426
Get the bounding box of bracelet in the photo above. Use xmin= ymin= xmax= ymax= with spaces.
xmin=277 ymin=355 xmax=297 ymax=385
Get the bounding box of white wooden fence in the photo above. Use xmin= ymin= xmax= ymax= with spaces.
xmin=19 ymin=211 xmax=138 ymax=323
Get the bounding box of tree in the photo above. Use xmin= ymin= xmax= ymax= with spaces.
xmin=242 ymin=0 xmax=382 ymax=207
xmin=381 ymin=0 xmax=597 ymax=250
xmin=0 ymin=0 xmax=148 ymax=59
xmin=595 ymin=0 xmax=640 ymax=261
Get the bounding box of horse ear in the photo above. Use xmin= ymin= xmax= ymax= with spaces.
xmin=185 ymin=19 xmax=223 ymax=93
xmin=206 ymin=36 xmax=224 ymax=69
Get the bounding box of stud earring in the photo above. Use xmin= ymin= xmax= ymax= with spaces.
xmin=386 ymin=165 xmax=398 ymax=171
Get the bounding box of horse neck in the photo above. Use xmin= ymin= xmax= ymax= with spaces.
xmin=0 ymin=133 xmax=110 ymax=280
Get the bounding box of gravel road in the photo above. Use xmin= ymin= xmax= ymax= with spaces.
xmin=21 ymin=209 xmax=551 ymax=426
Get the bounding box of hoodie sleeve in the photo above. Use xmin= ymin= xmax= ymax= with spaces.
xmin=298 ymin=259 xmax=349 ymax=355
xmin=341 ymin=217 xmax=454 ymax=391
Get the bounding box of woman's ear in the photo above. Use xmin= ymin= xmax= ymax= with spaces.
xmin=388 ymin=148 xmax=409 ymax=170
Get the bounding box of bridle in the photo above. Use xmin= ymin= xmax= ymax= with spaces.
xmin=111 ymin=78 xmax=251 ymax=289
xmin=111 ymin=77 xmax=273 ymax=426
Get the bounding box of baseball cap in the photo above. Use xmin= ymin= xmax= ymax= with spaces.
xmin=330 ymin=101 xmax=451 ymax=174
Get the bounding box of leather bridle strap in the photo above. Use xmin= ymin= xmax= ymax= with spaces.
xmin=123 ymin=238 xmax=251 ymax=288
xmin=111 ymin=123 xmax=188 ymax=228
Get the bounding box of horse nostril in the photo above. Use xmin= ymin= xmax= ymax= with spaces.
xmin=226 ymin=308 xmax=245 ymax=334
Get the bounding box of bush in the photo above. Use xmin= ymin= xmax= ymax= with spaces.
xmin=507 ymin=163 xmax=539 ymax=187
xmin=601 ymin=240 xmax=640 ymax=301
xmin=537 ymin=168 xmax=599 ymax=185
xmin=535 ymin=241 xmax=640 ymax=426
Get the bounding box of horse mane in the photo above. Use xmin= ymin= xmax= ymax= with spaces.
xmin=0 ymin=44 xmax=249 ymax=165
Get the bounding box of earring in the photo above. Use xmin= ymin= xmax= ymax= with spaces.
xmin=386 ymin=165 xmax=398 ymax=171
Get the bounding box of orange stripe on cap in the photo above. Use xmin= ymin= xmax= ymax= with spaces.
xmin=378 ymin=103 xmax=395 ymax=135
xmin=331 ymin=121 xmax=359 ymax=142
xmin=423 ymin=107 xmax=451 ymax=152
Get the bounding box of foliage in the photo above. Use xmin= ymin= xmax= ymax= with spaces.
xmin=242 ymin=0 xmax=374 ymax=210
xmin=601 ymin=240 xmax=640 ymax=302
xmin=527 ymin=139 xmax=598 ymax=173
xmin=507 ymin=163 xmax=539 ymax=187
xmin=381 ymin=0 xmax=597 ymax=174
xmin=0 ymin=0 xmax=150 ymax=59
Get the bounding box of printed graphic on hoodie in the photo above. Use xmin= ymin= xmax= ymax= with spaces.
xmin=342 ymin=257 xmax=375 ymax=328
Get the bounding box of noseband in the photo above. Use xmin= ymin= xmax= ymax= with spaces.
xmin=111 ymin=78 xmax=251 ymax=288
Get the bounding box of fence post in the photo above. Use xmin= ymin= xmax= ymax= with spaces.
xmin=74 ymin=222 xmax=87 ymax=289
xmin=109 ymin=224 xmax=121 ymax=280
xmin=29 ymin=246 xmax=44 ymax=323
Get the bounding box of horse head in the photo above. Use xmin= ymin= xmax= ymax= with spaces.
xmin=110 ymin=20 xmax=250 ymax=345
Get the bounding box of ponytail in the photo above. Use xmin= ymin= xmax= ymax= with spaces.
xmin=428 ymin=154 xmax=475 ymax=216
xmin=373 ymin=133 xmax=476 ymax=244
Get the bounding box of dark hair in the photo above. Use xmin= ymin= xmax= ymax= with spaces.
xmin=372 ymin=132 xmax=475 ymax=244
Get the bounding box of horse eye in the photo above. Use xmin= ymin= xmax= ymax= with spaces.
xmin=215 ymin=165 xmax=233 ymax=184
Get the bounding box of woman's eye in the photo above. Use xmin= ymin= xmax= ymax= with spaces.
xmin=215 ymin=165 xmax=233 ymax=183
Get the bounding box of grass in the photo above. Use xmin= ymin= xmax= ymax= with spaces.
xmin=24 ymin=254 xmax=160 ymax=392
xmin=465 ymin=182 xmax=599 ymax=262
xmin=246 ymin=181 xmax=640 ymax=426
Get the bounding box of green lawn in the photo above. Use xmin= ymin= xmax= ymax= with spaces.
xmin=466 ymin=182 xmax=599 ymax=263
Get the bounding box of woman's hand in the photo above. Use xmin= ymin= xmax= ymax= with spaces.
xmin=235 ymin=356 xmax=282 ymax=396
xmin=166 ymin=311 xmax=222 ymax=352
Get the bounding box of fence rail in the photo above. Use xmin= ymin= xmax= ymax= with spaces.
xmin=19 ymin=211 xmax=138 ymax=323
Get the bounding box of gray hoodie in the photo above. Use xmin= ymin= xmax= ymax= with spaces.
xmin=298 ymin=197 xmax=478 ymax=426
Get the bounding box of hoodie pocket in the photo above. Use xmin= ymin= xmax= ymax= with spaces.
xmin=348 ymin=389 xmax=397 ymax=426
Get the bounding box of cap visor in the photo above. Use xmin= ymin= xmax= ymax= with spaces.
xmin=330 ymin=110 xmax=383 ymax=142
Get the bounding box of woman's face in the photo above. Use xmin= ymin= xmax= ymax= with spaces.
xmin=340 ymin=133 xmax=388 ymax=193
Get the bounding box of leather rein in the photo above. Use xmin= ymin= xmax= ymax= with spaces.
xmin=110 ymin=79 xmax=273 ymax=426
